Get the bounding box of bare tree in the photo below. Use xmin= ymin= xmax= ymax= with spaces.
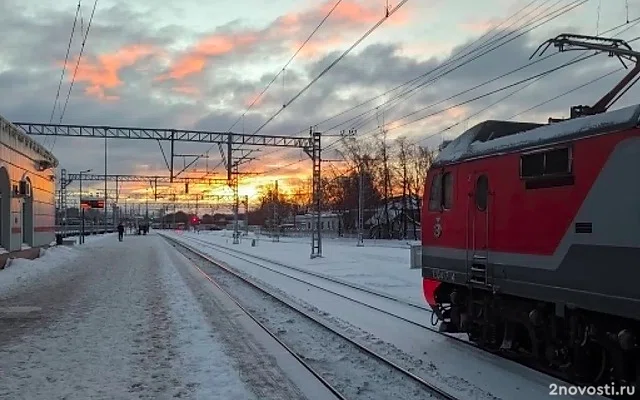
xmin=396 ymin=136 xmax=410 ymax=239
xmin=374 ymin=130 xmax=394 ymax=239
xmin=407 ymin=145 xmax=435 ymax=238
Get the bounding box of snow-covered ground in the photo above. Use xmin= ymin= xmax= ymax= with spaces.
xmin=186 ymin=229 xmax=424 ymax=306
xmin=164 ymin=230 xmax=595 ymax=400
xmin=0 ymin=233 xmax=297 ymax=399
xmin=0 ymin=233 xmax=113 ymax=296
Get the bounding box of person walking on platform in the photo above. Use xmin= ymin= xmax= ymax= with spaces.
xmin=117 ymin=222 xmax=124 ymax=242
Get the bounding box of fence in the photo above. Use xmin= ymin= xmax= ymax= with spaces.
xmin=55 ymin=225 xmax=116 ymax=238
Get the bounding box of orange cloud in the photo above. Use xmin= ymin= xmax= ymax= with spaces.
xmin=161 ymin=0 xmax=412 ymax=82
xmin=294 ymin=33 xmax=345 ymax=58
xmin=173 ymin=85 xmax=200 ymax=96
xmin=244 ymin=91 xmax=266 ymax=108
xmin=159 ymin=33 xmax=259 ymax=81
xmin=325 ymin=0 xmax=406 ymax=25
xmin=278 ymin=0 xmax=408 ymax=32
xmin=62 ymin=44 xmax=157 ymax=100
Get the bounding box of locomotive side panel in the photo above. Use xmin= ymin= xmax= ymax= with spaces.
xmin=422 ymin=129 xmax=640 ymax=320
xmin=493 ymin=133 xmax=640 ymax=319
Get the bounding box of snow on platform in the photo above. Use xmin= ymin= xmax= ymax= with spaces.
xmin=0 ymin=233 xmax=114 ymax=296
xmin=0 ymin=233 xmax=261 ymax=399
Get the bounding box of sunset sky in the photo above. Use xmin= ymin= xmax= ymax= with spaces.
xmin=1 ymin=0 xmax=640 ymax=210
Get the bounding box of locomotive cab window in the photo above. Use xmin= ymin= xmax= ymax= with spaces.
xmin=442 ymin=172 xmax=453 ymax=209
xmin=475 ymin=175 xmax=488 ymax=211
xmin=428 ymin=171 xmax=453 ymax=211
xmin=520 ymin=146 xmax=573 ymax=189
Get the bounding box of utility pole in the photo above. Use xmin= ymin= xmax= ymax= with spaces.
xmin=104 ymin=135 xmax=108 ymax=231
xmin=244 ymin=195 xmax=249 ymax=235
xmin=232 ymin=162 xmax=240 ymax=244
xmin=402 ymin=145 xmax=408 ymax=240
xmin=272 ymin=180 xmax=279 ymax=242
xmin=172 ymin=193 xmax=176 ymax=229
xmin=357 ymin=163 xmax=364 ymax=247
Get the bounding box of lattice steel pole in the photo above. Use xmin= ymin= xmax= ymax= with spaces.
xmin=357 ymin=163 xmax=364 ymax=247
xmin=304 ymin=128 xmax=322 ymax=258
xmin=272 ymin=180 xmax=279 ymax=242
xmin=232 ymin=162 xmax=239 ymax=244
xmin=244 ymin=195 xmax=249 ymax=235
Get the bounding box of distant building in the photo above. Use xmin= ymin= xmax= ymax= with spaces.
xmin=366 ymin=195 xmax=421 ymax=240
xmin=282 ymin=212 xmax=342 ymax=234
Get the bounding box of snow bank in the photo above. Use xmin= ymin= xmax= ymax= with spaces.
xmin=0 ymin=246 xmax=79 ymax=295
xmin=0 ymin=234 xmax=113 ymax=295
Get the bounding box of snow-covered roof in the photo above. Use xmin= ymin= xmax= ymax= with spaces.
xmin=0 ymin=116 xmax=59 ymax=167
xmin=434 ymin=104 xmax=640 ymax=166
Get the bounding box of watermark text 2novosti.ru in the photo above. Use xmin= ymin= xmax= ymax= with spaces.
xmin=550 ymin=383 xmax=636 ymax=397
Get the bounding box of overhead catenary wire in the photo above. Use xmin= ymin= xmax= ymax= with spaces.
xmin=346 ymin=0 xmax=587 ymax=133
xmin=329 ymin=14 xmax=640 ymax=150
xmin=340 ymin=0 xmax=551 ymax=131
xmin=298 ymin=0 xmax=575 ymax=137
xmin=177 ymin=0 xmax=345 ymax=179
xmin=49 ymin=1 xmax=81 ymax=132
xmin=308 ymin=35 xmax=640 ymax=190
xmin=51 ymin=0 xmax=99 ymax=153
xmin=230 ymin=0 xmax=344 ymax=133
xmin=393 ymin=34 xmax=640 ymax=149
xmin=251 ymin=0 xmax=411 ymax=137
xmin=265 ymin=0 xmax=593 ymax=173
xmin=252 ymin=0 xmax=585 ymax=169
xmin=249 ymin=0 xmax=566 ymax=171
xmin=256 ymin=21 xmax=640 ymax=179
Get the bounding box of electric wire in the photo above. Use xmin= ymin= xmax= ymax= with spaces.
xmin=329 ymin=16 xmax=640 ymax=150
xmin=251 ymin=0 xmax=411 ymax=137
xmin=346 ymin=0 xmax=587 ymax=133
xmin=48 ymin=0 xmax=81 ymax=150
xmin=251 ymin=0 xmax=585 ymax=169
xmin=256 ymin=22 xmax=640 ymax=179
xmin=51 ymin=0 xmax=99 ymax=152
xmin=177 ymin=0 xmax=345 ymax=178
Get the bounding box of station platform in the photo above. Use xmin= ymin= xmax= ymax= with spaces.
xmin=0 ymin=232 xmax=292 ymax=400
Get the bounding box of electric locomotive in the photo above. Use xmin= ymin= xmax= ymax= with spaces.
xmin=421 ymin=34 xmax=639 ymax=387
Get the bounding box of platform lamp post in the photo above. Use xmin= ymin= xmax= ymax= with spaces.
xmin=79 ymin=169 xmax=92 ymax=244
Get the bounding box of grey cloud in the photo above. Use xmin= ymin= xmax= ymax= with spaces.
xmin=2 ymin=0 xmax=640 ymax=190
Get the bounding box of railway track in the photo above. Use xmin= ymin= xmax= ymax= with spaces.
xmin=162 ymin=234 xmax=460 ymax=400
xmin=188 ymin=235 xmax=429 ymax=308
xmin=182 ymin=235 xmax=437 ymax=328
xmin=172 ymin=233 xmax=617 ymax=399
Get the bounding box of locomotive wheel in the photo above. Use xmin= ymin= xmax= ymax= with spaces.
xmin=568 ymin=341 xmax=608 ymax=385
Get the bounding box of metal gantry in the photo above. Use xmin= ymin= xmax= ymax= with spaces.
xmin=19 ymin=123 xmax=324 ymax=258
